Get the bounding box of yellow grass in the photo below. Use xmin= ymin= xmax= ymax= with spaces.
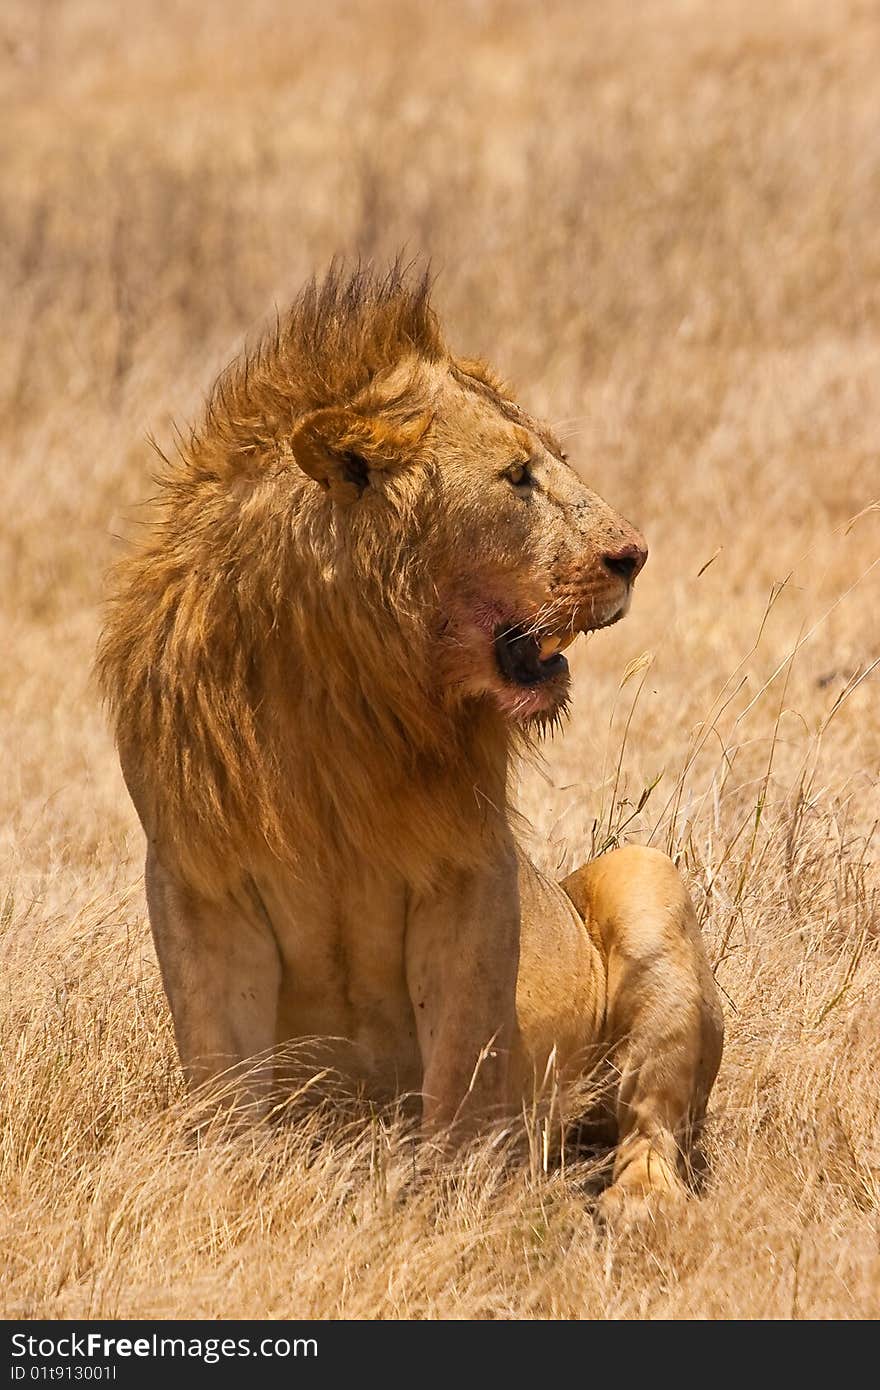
xmin=2 ymin=0 xmax=879 ymax=1319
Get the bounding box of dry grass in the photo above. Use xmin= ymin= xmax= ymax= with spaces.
xmin=2 ymin=0 xmax=879 ymax=1319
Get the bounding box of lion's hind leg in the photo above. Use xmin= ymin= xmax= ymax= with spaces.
xmin=562 ymin=845 xmax=723 ymax=1216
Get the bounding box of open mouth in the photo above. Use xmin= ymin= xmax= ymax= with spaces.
xmin=493 ymin=623 xmax=575 ymax=688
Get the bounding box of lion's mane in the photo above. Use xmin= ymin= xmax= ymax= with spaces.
xmin=97 ymin=265 xmax=514 ymax=895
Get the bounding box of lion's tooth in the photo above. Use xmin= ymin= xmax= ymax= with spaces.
xmin=539 ymin=633 xmax=576 ymax=660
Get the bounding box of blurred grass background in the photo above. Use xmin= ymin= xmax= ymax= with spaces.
xmin=1 ymin=0 xmax=878 ymax=1318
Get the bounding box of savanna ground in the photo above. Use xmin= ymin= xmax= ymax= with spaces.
xmin=1 ymin=0 xmax=879 ymax=1320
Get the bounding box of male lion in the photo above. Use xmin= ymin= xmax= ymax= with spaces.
xmin=98 ymin=265 xmax=722 ymax=1212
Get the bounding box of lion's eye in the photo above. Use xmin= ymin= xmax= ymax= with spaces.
xmin=504 ymin=462 xmax=533 ymax=491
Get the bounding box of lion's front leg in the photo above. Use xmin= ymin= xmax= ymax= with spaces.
xmin=405 ymin=853 xmax=521 ymax=1134
xmin=145 ymin=847 xmax=282 ymax=1117
xmin=562 ymin=845 xmax=724 ymax=1214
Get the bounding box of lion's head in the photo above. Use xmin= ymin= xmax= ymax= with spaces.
xmin=98 ymin=264 xmax=647 ymax=887
xmin=285 ymin=274 xmax=646 ymax=732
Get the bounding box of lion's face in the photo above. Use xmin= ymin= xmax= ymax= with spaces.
xmin=291 ymin=353 xmax=646 ymax=726
xmin=428 ymin=364 xmax=647 ymax=722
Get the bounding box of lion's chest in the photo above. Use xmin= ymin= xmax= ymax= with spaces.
xmin=254 ymin=865 xmax=423 ymax=1097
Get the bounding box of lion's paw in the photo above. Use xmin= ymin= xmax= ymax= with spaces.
xmin=595 ymin=1177 xmax=686 ymax=1228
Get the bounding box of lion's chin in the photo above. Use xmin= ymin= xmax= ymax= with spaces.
xmin=489 ymin=670 xmax=571 ymax=728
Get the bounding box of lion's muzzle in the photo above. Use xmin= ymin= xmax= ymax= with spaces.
xmin=488 ymin=527 xmax=648 ymax=715
xmin=551 ymin=522 xmax=648 ymax=640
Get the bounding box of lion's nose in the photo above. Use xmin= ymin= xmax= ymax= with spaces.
xmin=602 ymin=540 xmax=648 ymax=583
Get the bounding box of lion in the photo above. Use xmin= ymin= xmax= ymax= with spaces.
xmin=97 ymin=263 xmax=723 ymax=1212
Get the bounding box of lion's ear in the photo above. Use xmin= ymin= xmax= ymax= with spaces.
xmin=290 ymin=406 xmax=430 ymax=505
